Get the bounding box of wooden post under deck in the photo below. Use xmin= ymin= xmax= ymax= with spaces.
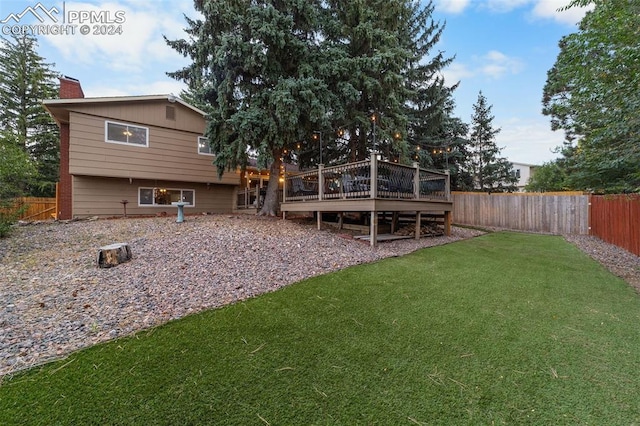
xmin=391 ymin=211 xmax=399 ymax=233
xmin=444 ymin=210 xmax=452 ymax=236
xmin=415 ymin=211 xmax=421 ymax=240
xmin=370 ymin=210 xmax=378 ymax=247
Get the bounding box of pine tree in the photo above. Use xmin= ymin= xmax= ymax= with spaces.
xmin=466 ymin=91 xmax=516 ymax=192
xmin=319 ymin=0 xmax=454 ymax=166
xmin=166 ymin=0 xmax=331 ymax=215
xmin=0 ymin=34 xmax=60 ymax=197
xmin=167 ymin=0 xmax=461 ymax=212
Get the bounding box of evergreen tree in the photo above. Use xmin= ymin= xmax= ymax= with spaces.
xmin=167 ymin=0 xmax=331 ymax=215
xmin=465 ymin=91 xmax=516 ymax=192
xmin=167 ymin=0 xmax=459 ymax=212
xmin=318 ymin=0 xmax=453 ymax=167
xmin=0 ymin=34 xmax=60 ymax=197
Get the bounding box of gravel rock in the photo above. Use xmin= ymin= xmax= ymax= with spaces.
xmin=564 ymin=234 xmax=640 ymax=291
xmin=0 ymin=215 xmax=482 ymax=377
xmin=2 ymin=215 xmax=637 ymax=378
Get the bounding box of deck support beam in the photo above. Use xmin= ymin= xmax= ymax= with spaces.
xmin=415 ymin=211 xmax=421 ymax=240
xmin=370 ymin=210 xmax=378 ymax=247
xmin=444 ymin=210 xmax=452 ymax=236
xmin=391 ymin=211 xmax=399 ymax=234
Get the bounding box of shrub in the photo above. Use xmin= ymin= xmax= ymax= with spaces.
xmin=0 ymin=199 xmax=25 ymax=238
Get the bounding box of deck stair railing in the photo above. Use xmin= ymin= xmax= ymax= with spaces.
xmin=284 ymin=156 xmax=449 ymax=203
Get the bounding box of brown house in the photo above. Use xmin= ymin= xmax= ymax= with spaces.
xmin=44 ymin=77 xmax=240 ymax=219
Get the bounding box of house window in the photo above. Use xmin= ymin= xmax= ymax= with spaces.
xmin=515 ymin=169 xmax=521 ymax=179
xmin=198 ymin=136 xmax=213 ymax=155
xmin=105 ymin=121 xmax=148 ymax=147
xmin=139 ymin=187 xmax=195 ymax=206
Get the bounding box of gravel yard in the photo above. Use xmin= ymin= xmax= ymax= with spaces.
xmin=1 ymin=214 xmax=638 ymax=378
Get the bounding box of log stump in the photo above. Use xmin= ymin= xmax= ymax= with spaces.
xmin=97 ymin=243 xmax=132 ymax=268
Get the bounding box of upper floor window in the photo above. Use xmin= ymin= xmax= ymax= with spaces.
xmin=105 ymin=121 xmax=148 ymax=147
xmin=198 ymin=136 xmax=213 ymax=155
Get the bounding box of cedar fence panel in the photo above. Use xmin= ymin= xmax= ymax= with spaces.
xmin=590 ymin=194 xmax=640 ymax=257
xmin=452 ymin=192 xmax=590 ymax=235
xmin=16 ymin=197 xmax=57 ymax=221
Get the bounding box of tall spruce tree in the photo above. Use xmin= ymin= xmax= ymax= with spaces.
xmin=466 ymin=91 xmax=516 ymax=192
xmin=166 ymin=0 xmax=331 ymax=215
xmin=0 ymin=34 xmax=59 ymax=197
xmin=167 ymin=0 xmax=458 ymax=212
xmin=318 ymin=0 xmax=453 ymax=166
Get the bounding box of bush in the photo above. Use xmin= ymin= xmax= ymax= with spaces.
xmin=0 ymin=199 xmax=25 ymax=238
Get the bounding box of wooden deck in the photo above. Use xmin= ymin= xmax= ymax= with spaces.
xmin=280 ymin=157 xmax=453 ymax=246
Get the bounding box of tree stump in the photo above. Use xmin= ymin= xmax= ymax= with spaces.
xmin=97 ymin=243 xmax=132 ymax=268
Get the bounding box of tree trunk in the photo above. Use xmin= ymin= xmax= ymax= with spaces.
xmin=97 ymin=243 xmax=132 ymax=268
xmin=258 ymin=153 xmax=282 ymax=216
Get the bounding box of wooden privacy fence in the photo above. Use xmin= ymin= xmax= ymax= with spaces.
xmin=16 ymin=197 xmax=57 ymax=221
xmin=452 ymin=192 xmax=590 ymax=235
xmin=590 ymin=194 xmax=640 ymax=257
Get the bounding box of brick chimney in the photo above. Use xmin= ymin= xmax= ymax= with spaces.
xmin=57 ymin=76 xmax=84 ymax=219
xmin=59 ymin=75 xmax=84 ymax=99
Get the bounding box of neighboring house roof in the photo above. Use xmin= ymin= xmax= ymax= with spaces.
xmin=510 ymin=161 xmax=539 ymax=168
xmin=43 ymin=94 xmax=206 ymax=125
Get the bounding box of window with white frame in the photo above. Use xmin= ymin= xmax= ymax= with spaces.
xmin=105 ymin=121 xmax=149 ymax=147
xmin=139 ymin=188 xmax=195 ymax=206
xmin=198 ymin=136 xmax=213 ymax=155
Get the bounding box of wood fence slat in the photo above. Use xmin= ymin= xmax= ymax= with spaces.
xmin=452 ymin=192 xmax=590 ymax=235
xmin=590 ymin=194 xmax=640 ymax=257
xmin=15 ymin=197 xmax=57 ymax=221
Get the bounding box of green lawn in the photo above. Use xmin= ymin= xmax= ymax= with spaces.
xmin=2 ymin=232 xmax=640 ymax=425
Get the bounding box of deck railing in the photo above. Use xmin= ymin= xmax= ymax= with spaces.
xmin=284 ymin=156 xmax=450 ymax=203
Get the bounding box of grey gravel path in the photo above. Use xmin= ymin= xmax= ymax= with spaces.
xmin=0 ymin=215 xmax=483 ymax=377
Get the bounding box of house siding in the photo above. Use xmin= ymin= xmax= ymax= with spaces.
xmin=72 ymin=176 xmax=237 ymax=217
xmin=66 ymin=100 xmax=204 ymax=132
xmin=68 ymin=111 xmax=239 ymax=185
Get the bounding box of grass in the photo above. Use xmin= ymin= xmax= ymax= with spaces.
xmin=2 ymin=232 xmax=640 ymax=424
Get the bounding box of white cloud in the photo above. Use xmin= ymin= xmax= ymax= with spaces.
xmin=436 ymin=0 xmax=592 ymax=26
xmin=531 ymin=0 xmax=593 ymax=26
xmin=441 ymin=63 xmax=474 ymax=86
xmin=478 ymin=50 xmax=524 ymax=79
xmin=441 ymin=50 xmax=523 ymax=87
xmin=483 ymin=0 xmax=531 ymax=13
xmin=42 ymin=1 xmax=191 ymax=73
xmin=496 ymin=116 xmax=564 ymax=164
xmin=83 ymin=78 xmax=187 ymax=97
xmin=435 ymin=0 xmax=471 ymax=14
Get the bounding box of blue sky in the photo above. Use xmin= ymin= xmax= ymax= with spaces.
xmin=1 ymin=0 xmax=590 ymax=164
